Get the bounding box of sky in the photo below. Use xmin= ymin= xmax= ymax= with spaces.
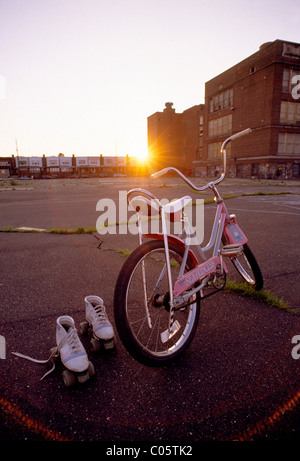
xmin=0 ymin=0 xmax=299 ymax=159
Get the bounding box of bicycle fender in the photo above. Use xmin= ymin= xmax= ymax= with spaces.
xmin=143 ymin=233 xmax=199 ymax=268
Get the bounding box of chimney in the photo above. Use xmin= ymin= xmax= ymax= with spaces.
xmin=164 ymin=102 xmax=175 ymax=113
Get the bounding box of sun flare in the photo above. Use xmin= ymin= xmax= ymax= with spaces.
xmin=134 ymin=150 xmax=149 ymax=163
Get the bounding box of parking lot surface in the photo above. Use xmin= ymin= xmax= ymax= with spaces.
xmin=0 ymin=176 xmax=299 ymax=442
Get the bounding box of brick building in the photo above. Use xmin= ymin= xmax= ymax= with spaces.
xmin=0 ymin=157 xmax=16 ymax=178
xmin=147 ymin=40 xmax=300 ymax=179
xmin=147 ymin=102 xmax=205 ymax=174
xmin=147 ymin=102 xmax=182 ymax=171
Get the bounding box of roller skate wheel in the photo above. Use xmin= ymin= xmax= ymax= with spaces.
xmin=62 ymin=369 xmax=76 ymax=387
xmin=103 ymin=339 xmax=114 ymax=350
xmin=77 ymin=361 xmax=95 ymax=384
xmin=90 ymin=338 xmax=101 ymax=353
xmin=77 ymin=371 xmax=89 ymax=384
xmin=79 ymin=321 xmax=89 ymax=335
xmin=88 ymin=361 xmax=95 ymax=377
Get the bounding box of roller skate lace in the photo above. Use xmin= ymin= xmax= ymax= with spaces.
xmin=12 ymin=347 xmax=59 ymax=380
xmin=12 ymin=327 xmax=84 ymax=381
xmin=94 ymin=304 xmax=108 ymax=324
xmin=92 ymin=304 xmax=113 ymax=335
xmin=63 ymin=328 xmax=82 ymax=355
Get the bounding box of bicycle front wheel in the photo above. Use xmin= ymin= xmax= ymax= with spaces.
xmin=114 ymin=240 xmax=201 ymax=366
xmin=230 ymin=243 xmax=263 ymax=290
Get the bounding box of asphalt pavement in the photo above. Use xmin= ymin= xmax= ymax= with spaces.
xmin=0 ymin=176 xmax=299 ymax=443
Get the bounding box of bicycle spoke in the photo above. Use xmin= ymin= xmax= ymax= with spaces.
xmin=124 ymin=244 xmax=199 ymax=358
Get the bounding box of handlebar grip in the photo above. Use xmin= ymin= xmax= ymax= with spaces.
xmin=230 ymin=128 xmax=252 ymax=141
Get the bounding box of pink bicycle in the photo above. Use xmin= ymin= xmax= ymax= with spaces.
xmin=114 ymin=128 xmax=263 ymax=366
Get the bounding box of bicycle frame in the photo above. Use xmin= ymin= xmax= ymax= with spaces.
xmin=127 ymin=128 xmax=252 ymax=337
xmin=139 ymin=195 xmax=247 ymax=303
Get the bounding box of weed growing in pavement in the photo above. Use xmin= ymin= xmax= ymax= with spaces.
xmin=241 ymin=191 xmax=292 ymax=196
xmin=0 ymin=226 xmax=97 ymax=234
xmin=225 ymin=280 xmax=298 ymax=315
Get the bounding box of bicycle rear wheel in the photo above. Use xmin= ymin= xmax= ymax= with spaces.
xmin=114 ymin=240 xmax=201 ymax=366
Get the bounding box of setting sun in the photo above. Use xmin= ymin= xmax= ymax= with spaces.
xmin=134 ymin=150 xmax=149 ymax=163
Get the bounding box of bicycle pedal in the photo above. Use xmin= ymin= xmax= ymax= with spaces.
xmin=160 ymin=320 xmax=181 ymax=343
xmin=220 ymin=244 xmax=243 ymax=257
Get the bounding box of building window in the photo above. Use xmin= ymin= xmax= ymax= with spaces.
xmin=251 ymin=164 xmax=259 ymax=176
xmin=236 ymin=164 xmax=243 ymax=177
xmin=292 ymin=164 xmax=300 ymax=176
xmin=280 ymin=101 xmax=300 ymax=124
xmin=208 ymin=114 xmax=232 ymax=137
xmin=208 ymin=142 xmax=231 ymax=159
xmin=282 ymin=68 xmax=299 ymax=93
xmin=199 ymin=115 xmax=203 ymax=135
xmin=209 ymin=88 xmax=233 ymax=113
xmin=278 ymin=133 xmax=300 ymax=154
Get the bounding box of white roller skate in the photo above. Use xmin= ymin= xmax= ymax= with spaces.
xmin=55 ymin=315 xmax=95 ymax=386
xmin=80 ymin=296 xmax=115 ymax=352
xmin=12 ymin=315 xmax=95 ymax=387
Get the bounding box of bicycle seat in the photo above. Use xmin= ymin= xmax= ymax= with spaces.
xmin=129 ymin=195 xmax=192 ymax=217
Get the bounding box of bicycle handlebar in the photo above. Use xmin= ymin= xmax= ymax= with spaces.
xmin=151 ymin=128 xmax=252 ymax=191
xmin=227 ymin=127 xmax=252 ymax=141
